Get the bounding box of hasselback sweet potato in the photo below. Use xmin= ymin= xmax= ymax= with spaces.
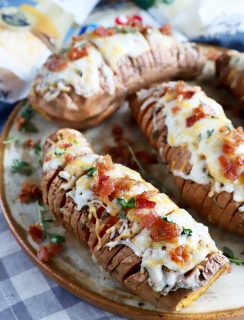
xmin=42 ymin=128 xmax=229 ymax=311
xmin=129 ymin=81 xmax=244 ymax=236
xmin=216 ymin=50 xmax=244 ymax=103
xmin=29 ymin=25 xmax=205 ymax=129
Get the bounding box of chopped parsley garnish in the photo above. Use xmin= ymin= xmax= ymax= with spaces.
xmin=54 ymin=148 xmax=65 ymax=156
xmin=181 ymin=227 xmax=192 ymax=236
xmin=49 ymin=234 xmax=65 ymax=244
xmin=119 ymin=210 xmax=126 ymax=219
xmin=37 ymin=202 xmax=64 ymax=242
xmin=3 ymin=135 xmax=19 ymax=144
xmin=117 ymin=197 xmax=136 ymax=209
xmin=87 ymin=167 xmax=97 ymax=177
xmin=226 ymin=126 xmax=232 ymax=131
xmin=34 ymin=142 xmax=42 ymax=156
xmin=19 ymin=104 xmax=38 ymax=133
xmin=207 ymin=129 xmax=214 ymax=138
xmin=198 ymin=133 xmax=202 ymax=142
xmin=11 ymin=160 xmax=33 ymax=176
xmin=114 ymin=25 xmax=138 ymax=33
xmin=162 ymin=216 xmax=173 ymax=224
xmin=33 ymin=141 xmax=42 ymax=166
xmin=223 ymin=246 xmax=244 ymax=265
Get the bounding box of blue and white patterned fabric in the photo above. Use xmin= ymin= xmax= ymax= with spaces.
xmin=0 ymin=213 xmax=124 ymax=320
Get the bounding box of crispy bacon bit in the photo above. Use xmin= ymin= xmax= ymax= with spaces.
xmin=45 ymin=55 xmax=68 ymax=72
xmin=28 ymin=224 xmax=43 ymax=243
xmin=37 ymin=246 xmax=49 ymax=262
xmin=19 ymin=181 xmax=42 ymax=203
xmin=97 ymin=206 xmax=105 ymax=219
xmin=174 ymin=81 xmax=196 ymax=99
xmin=97 ymin=175 xmax=115 ymax=199
xmin=23 ymin=139 xmax=35 ymax=148
xmin=92 ymin=26 xmax=115 ymax=37
xmin=67 ymin=46 xmax=88 ymax=61
xmin=219 ymin=154 xmax=239 ymax=181
xmin=170 ymin=245 xmax=190 ymax=265
xmin=110 ymin=177 xmax=134 ymax=198
xmin=175 ymin=81 xmax=186 ymax=93
xmin=37 ymin=243 xmax=63 ymax=262
xmin=221 ymin=127 xmax=244 ymax=152
xmin=97 ymin=155 xmax=114 ymax=176
xmin=182 ymin=91 xmax=195 ymax=99
xmin=135 ymin=150 xmax=157 ymax=165
xmin=186 ymin=106 xmax=205 ymax=127
xmin=222 ymin=142 xmax=234 ymax=154
xmin=159 ymin=23 xmax=172 ymax=35
xmin=44 ymin=154 xmax=52 ymax=162
xmin=136 ymin=213 xmax=179 ymax=242
xmin=136 ymin=198 xmax=156 ymax=209
xmin=64 ymin=154 xmax=75 ymax=163
xmin=172 ymin=106 xmax=180 ymax=114
xmin=112 ymin=124 xmax=124 ymax=142
xmin=60 ymin=142 xmax=72 ymax=149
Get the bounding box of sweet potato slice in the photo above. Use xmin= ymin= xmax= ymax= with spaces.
xmin=42 ymin=129 xmax=229 ymax=311
xmin=216 ymin=51 xmax=244 ymax=103
xmin=107 ymin=247 xmax=134 ymax=272
xmin=129 ymin=83 xmax=243 ymax=236
xmin=111 ymin=253 xmax=141 ymax=283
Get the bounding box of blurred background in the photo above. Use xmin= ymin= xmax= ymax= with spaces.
xmin=1 ymin=0 xmax=244 ymax=127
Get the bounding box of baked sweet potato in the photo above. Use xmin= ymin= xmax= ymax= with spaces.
xmin=216 ymin=50 xmax=244 ymax=103
xmin=42 ymin=128 xmax=229 ymax=311
xmin=129 ymin=81 xmax=244 ymax=236
xmin=29 ymin=25 xmax=205 ymax=129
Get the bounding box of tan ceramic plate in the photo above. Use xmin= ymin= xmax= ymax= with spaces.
xmin=1 ymin=50 xmax=244 ymax=320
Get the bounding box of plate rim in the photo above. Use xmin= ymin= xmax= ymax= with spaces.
xmin=0 ymin=101 xmax=244 ymax=320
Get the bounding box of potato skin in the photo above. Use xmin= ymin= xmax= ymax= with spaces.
xmin=30 ymin=31 xmax=205 ymax=129
xmin=216 ymin=51 xmax=244 ymax=104
xmin=129 ymin=91 xmax=244 ymax=237
xmin=41 ymin=129 xmax=229 ymax=311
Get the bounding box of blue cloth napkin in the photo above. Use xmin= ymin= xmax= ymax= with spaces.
xmin=0 ymin=102 xmax=14 ymax=132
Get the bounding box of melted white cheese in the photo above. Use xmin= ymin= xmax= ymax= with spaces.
xmin=36 ymin=45 xmax=115 ymax=101
xmin=91 ymin=32 xmax=150 ymax=70
xmin=43 ymin=130 xmax=93 ymax=172
xmin=146 ymin=29 xmax=175 ymax=50
xmin=67 ymin=175 xmax=94 ymax=211
xmin=137 ymin=82 xmax=244 ymax=202
xmin=107 ymin=203 xmax=217 ymax=293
